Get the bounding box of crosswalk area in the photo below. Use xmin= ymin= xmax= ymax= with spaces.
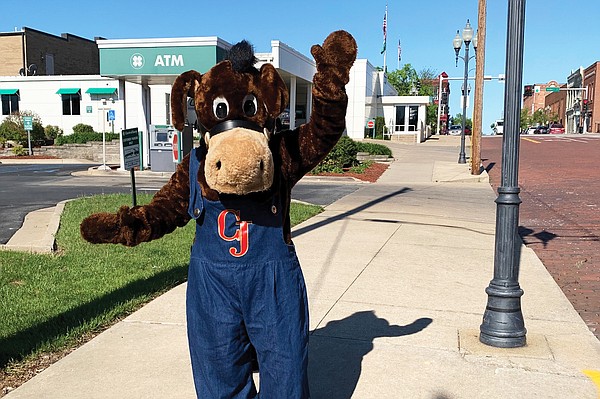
xmin=521 ymin=134 xmax=600 ymax=144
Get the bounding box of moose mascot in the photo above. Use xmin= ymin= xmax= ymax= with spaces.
xmin=81 ymin=30 xmax=357 ymax=398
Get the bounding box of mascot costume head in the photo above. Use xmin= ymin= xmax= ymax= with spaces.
xmin=81 ymin=30 xmax=357 ymax=398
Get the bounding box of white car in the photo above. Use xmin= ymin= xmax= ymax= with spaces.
xmin=448 ymin=125 xmax=462 ymax=136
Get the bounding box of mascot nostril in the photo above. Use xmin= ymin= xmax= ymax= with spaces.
xmin=80 ymin=30 xmax=357 ymax=398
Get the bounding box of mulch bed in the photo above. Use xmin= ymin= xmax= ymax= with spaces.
xmin=312 ymin=162 xmax=390 ymax=183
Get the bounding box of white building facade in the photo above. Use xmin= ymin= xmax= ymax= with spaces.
xmin=345 ymin=59 xmax=431 ymax=142
xmin=0 ymin=34 xmax=432 ymax=169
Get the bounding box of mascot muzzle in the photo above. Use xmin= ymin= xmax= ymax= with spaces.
xmin=204 ymin=120 xmax=275 ymax=195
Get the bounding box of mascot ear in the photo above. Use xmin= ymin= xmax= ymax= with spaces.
xmin=171 ymin=70 xmax=202 ymax=131
xmin=259 ymin=64 xmax=289 ymax=118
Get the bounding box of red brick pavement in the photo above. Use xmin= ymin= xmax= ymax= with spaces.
xmin=482 ymin=135 xmax=600 ymax=339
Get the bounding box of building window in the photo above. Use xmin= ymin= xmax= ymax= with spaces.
xmin=62 ymin=94 xmax=81 ymax=115
xmin=1 ymin=94 xmax=19 ymax=115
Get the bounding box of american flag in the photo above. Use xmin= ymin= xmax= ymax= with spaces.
xmin=381 ymin=7 xmax=387 ymax=54
xmin=398 ymin=39 xmax=401 ymax=62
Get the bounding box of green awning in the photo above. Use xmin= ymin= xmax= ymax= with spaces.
xmin=86 ymin=87 xmax=117 ymax=95
xmin=56 ymin=88 xmax=81 ymax=95
xmin=0 ymin=89 xmax=19 ymax=95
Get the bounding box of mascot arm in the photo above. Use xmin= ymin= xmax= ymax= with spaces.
xmin=80 ymin=156 xmax=192 ymax=246
xmin=282 ymin=30 xmax=357 ymax=183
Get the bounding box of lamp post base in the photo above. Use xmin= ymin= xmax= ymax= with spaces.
xmin=458 ymin=154 xmax=467 ymax=164
xmin=97 ymin=164 xmax=112 ymax=171
xmin=479 ymin=283 xmax=527 ymax=348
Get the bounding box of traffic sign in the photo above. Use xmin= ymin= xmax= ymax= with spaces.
xmin=545 ymin=87 xmax=560 ymax=93
xmin=23 ymin=116 xmax=33 ymax=131
xmin=366 ymin=120 xmax=375 ymax=129
xmin=108 ymin=110 xmax=116 ymax=121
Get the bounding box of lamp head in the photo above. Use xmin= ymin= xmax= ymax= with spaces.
xmin=462 ymin=19 xmax=474 ymax=44
xmin=453 ymin=30 xmax=463 ymax=51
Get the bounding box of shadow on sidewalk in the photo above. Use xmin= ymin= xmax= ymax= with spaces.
xmin=518 ymin=226 xmax=558 ymax=248
xmin=294 ymin=188 xmax=412 ymax=238
xmin=308 ymin=311 xmax=432 ymax=398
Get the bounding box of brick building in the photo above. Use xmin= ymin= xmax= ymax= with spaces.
xmin=0 ymin=27 xmax=100 ymax=76
xmin=544 ymin=84 xmax=567 ymax=126
xmin=522 ymin=81 xmax=557 ymax=115
xmin=583 ymin=62 xmax=600 ymax=133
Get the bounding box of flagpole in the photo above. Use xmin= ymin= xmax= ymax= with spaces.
xmin=382 ymin=4 xmax=388 ymax=72
xmin=397 ymin=39 xmax=401 ymax=70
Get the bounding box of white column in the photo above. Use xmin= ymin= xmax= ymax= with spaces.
xmin=306 ymin=82 xmax=312 ymax=122
xmin=289 ymin=76 xmax=297 ymax=129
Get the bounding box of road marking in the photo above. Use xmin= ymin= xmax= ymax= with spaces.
xmin=583 ymin=370 xmax=600 ymax=397
xmin=521 ymin=137 xmax=541 ymax=143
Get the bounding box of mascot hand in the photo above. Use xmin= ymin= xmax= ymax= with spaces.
xmin=311 ymin=30 xmax=358 ymax=85
xmin=80 ymin=205 xmax=145 ymax=246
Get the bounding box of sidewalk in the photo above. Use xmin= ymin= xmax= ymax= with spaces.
xmin=4 ymin=136 xmax=600 ymax=398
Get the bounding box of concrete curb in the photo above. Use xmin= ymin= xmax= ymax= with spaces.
xmin=0 ymin=200 xmax=68 ymax=254
xmin=0 ymin=158 xmax=96 ymax=164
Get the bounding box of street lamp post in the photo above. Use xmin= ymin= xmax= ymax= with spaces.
xmin=479 ymin=0 xmax=527 ymax=348
xmin=453 ymin=20 xmax=477 ymax=164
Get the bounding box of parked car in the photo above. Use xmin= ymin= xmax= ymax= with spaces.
xmin=534 ymin=125 xmax=549 ymax=134
xmin=548 ymin=123 xmax=565 ymax=134
xmin=448 ymin=125 xmax=462 ymax=136
xmin=275 ymin=109 xmax=290 ymax=132
xmin=524 ymin=126 xmax=538 ymax=135
xmin=493 ymin=120 xmax=504 ymax=135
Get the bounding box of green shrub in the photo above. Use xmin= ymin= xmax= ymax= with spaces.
xmin=72 ymin=123 xmax=95 ymax=134
xmin=0 ymin=111 xmax=44 ymax=146
xmin=349 ymin=160 xmax=373 ymax=174
xmin=44 ymin=125 xmax=63 ymax=140
xmin=311 ymin=135 xmax=358 ymax=174
xmin=0 ymin=119 xmax=20 ymax=142
xmin=11 ymin=144 xmax=27 ymax=156
xmin=55 ymin=131 xmax=119 ymax=145
xmin=355 ymin=142 xmax=392 ymax=157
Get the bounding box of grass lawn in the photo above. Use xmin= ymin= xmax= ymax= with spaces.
xmin=0 ymin=193 xmax=322 ymax=371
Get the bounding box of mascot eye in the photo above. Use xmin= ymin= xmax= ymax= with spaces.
xmin=242 ymin=94 xmax=258 ymax=117
xmin=212 ymin=97 xmax=229 ymax=120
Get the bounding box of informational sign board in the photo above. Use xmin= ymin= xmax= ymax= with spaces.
xmin=108 ymin=110 xmax=116 ymax=121
xmin=23 ymin=116 xmax=33 ymax=131
xmin=122 ymin=128 xmax=140 ymax=170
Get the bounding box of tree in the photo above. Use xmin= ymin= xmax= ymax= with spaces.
xmin=387 ymin=64 xmax=420 ymax=96
xmin=0 ymin=111 xmax=44 ymax=146
xmin=521 ymin=107 xmax=560 ymax=128
xmin=520 ymin=108 xmax=531 ymax=131
xmin=452 ymin=113 xmax=473 ymax=129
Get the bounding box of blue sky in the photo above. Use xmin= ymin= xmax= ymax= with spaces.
xmin=2 ymin=0 xmax=598 ymax=134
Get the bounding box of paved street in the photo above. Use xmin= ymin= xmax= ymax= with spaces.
xmin=0 ymin=162 xmax=362 ymax=244
xmin=482 ymin=134 xmax=600 ymax=339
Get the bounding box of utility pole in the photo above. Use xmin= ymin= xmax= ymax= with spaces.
xmin=471 ymin=0 xmax=487 ymax=175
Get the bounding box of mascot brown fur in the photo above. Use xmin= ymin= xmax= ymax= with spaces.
xmin=80 ymin=30 xmax=357 ymax=398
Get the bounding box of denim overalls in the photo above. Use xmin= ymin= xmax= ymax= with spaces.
xmin=186 ymin=147 xmax=310 ymax=398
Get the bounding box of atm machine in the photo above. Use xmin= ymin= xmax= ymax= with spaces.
xmin=149 ymin=125 xmax=176 ymax=172
xmin=148 ymin=124 xmax=194 ymax=172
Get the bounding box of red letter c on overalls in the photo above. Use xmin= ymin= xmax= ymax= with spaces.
xmin=217 ymin=210 xmax=250 ymax=257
